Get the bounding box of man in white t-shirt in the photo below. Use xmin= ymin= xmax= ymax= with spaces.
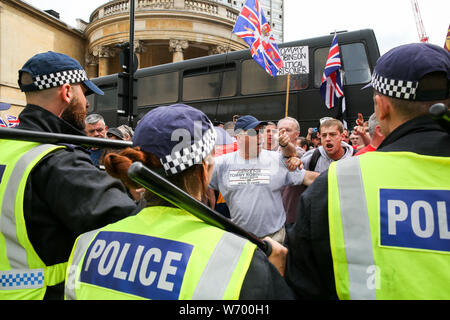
xmin=209 ymin=115 xmax=319 ymax=243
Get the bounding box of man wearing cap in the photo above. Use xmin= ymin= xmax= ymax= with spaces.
xmin=0 ymin=52 xmax=139 ymax=300
xmin=107 ymin=127 xmax=125 ymax=140
xmin=85 ymin=113 xmax=109 ymax=167
xmin=282 ymin=43 xmax=450 ymax=299
xmin=209 ymin=115 xmax=319 ymax=244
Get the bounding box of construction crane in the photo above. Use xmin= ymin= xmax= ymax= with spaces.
xmin=410 ymin=0 xmax=429 ymax=42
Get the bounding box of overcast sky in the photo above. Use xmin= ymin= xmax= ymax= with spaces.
xmin=24 ymin=0 xmax=449 ymax=54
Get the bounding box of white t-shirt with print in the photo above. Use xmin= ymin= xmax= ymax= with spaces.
xmin=209 ymin=149 xmax=306 ymax=237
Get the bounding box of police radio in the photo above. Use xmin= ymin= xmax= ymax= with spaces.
xmin=429 ymin=103 xmax=450 ymax=134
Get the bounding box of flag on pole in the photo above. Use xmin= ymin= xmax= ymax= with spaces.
xmin=233 ymin=0 xmax=284 ymax=77
xmin=6 ymin=115 xmax=20 ymax=127
xmin=339 ymin=70 xmax=348 ymax=129
xmin=320 ymin=33 xmax=344 ymax=110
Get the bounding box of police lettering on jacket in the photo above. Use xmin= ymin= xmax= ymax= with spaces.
xmin=80 ymin=231 xmax=193 ymax=299
xmin=380 ymin=189 xmax=450 ymax=252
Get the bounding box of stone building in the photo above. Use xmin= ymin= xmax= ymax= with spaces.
xmin=82 ymin=0 xmax=247 ymax=78
xmin=0 ymin=0 xmax=284 ymax=113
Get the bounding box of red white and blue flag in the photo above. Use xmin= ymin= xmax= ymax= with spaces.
xmin=0 ymin=118 xmax=7 ymax=128
xmin=233 ymin=0 xmax=284 ymax=77
xmin=6 ymin=115 xmax=19 ymax=127
xmin=320 ymin=33 xmax=344 ymax=109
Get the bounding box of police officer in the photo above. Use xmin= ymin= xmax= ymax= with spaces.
xmin=0 ymin=52 xmax=139 ymax=300
xmin=283 ymin=43 xmax=450 ymax=299
xmin=65 ymin=104 xmax=294 ymax=300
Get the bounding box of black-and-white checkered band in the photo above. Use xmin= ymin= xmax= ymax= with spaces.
xmin=160 ymin=126 xmax=216 ymax=176
xmin=33 ymin=69 xmax=89 ymax=90
xmin=371 ymin=72 xmax=419 ymax=100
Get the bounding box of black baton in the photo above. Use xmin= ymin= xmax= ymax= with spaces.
xmin=127 ymin=161 xmax=272 ymax=255
xmin=0 ymin=127 xmax=133 ymax=149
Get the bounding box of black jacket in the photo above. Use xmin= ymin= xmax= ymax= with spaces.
xmin=285 ymin=115 xmax=450 ymax=299
xmin=16 ymin=105 xmax=140 ymax=299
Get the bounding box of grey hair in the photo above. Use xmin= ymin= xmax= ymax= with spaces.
xmin=85 ymin=113 xmax=105 ymax=125
xmin=277 ymin=117 xmax=300 ymax=132
xmin=223 ymin=121 xmax=236 ymax=137
xmin=367 ymin=113 xmax=379 ymax=138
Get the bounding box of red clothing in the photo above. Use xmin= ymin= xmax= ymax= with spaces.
xmin=355 ymin=144 xmax=377 ymax=156
xmin=214 ymin=141 xmax=239 ymax=156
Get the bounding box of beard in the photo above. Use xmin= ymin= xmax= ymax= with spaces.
xmin=61 ymin=96 xmax=87 ymax=131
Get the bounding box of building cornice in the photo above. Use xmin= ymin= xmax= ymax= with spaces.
xmin=2 ymin=0 xmax=85 ymax=38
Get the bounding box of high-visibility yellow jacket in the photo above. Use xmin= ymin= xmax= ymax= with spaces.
xmin=328 ymin=152 xmax=450 ymax=300
xmin=0 ymin=141 xmax=67 ymax=300
xmin=65 ymin=206 xmax=256 ymax=300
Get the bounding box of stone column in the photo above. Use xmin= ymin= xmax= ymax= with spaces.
xmin=93 ymin=46 xmax=115 ymax=77
xmin=85 ymin=54 xmax=98 ymax=79
xmin=134 ymin=40 xmax=146 ymax=69
xmin=208 ymin=45 xmax=229 ymax=56
xmin=169 ymin=39 xmax=189 ymax=63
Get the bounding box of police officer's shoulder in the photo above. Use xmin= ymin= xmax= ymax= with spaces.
xmin=56 ymin=142 xmax=90 ymax=154
xmin=37 ymin=143 xmax=96 ymax=170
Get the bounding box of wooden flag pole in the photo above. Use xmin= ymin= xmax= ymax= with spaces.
xmin=285 ymin=74 xmax=291 ymax=117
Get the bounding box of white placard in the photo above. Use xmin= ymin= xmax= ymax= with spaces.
xmin=278 ymin=46 xmax=309 ymax=75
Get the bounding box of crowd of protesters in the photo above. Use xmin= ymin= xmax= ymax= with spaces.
xmin=87 ymin=110 xmax=373 ymax=240
xmin=207 ymin=112 xmax=383 ymax=240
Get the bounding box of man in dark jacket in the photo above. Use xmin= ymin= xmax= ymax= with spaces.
xmin=283 ymin=43 xmax=450 ymax=299
xmin=5 ymin=52 xmax=139 ymax=299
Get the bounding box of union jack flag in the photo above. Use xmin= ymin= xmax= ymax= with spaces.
xmin=320 ymin=33 xmax=344 ymax=109
xmin=0 ymin=117 xmax=7 ymax=128
xmin=233 ymin=0 xmax=284 ymax=77
xmin=6 ymin=115 xmax=19 ymax=127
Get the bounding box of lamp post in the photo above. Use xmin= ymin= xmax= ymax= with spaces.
xmin=128 ymin=0 xmax=135 ymax=127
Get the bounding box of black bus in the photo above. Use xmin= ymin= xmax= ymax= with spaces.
xmin=88 ymin=29 xmax=380 ymax=136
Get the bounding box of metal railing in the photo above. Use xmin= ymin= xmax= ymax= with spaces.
xmin=90 ymin=0 xmax=238 ymax=23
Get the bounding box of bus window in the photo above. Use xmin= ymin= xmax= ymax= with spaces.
xmin=314 ymin=47 xmax=328 ymax=88
xmin=138 ymin=72 xmax=179 ymax=106
xmin=241 ymin=59 xmax=307 ymax=95
xmin=314 ymin=42 xmax=371 ymax=87
xmin=340 ymin=43 xmax=371 ymax=85
xmin=182 ymin=70 xmax=237 ymax=101
xmin=96 ymin=87 xmax=117 ymax=111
